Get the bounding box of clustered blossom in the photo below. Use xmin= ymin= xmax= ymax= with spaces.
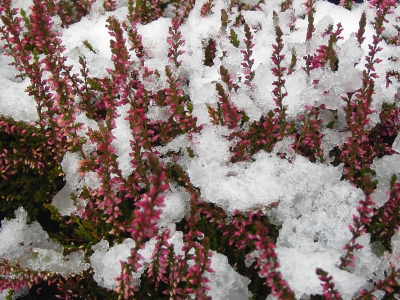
xmin=294 ymin=104 xmax=325 ymax=163
xmin=372 ymin=103 xmax=400 ymax=157
xmin=0 ymin=0 xmax=400 ymax=298
xmin=167 ymin=18 xmax=185 ymax=68
xmin=311 ymin=23 xmax=343 ymax=71
xmin=209 ymin=16 xmax=297 ymax=163
xmin=128 ymin=154 xmax=168 ymax=243
xmin=219 ymin=210 xmax=259 ymax=251
xmin=304 ymin=0 xmax=316 ymax=41
xmin=168 ymin=163 xmax=214 ymax=299
xmin=230 ymin=111 xmax=280 ymax=162
xmin=103 ymin=0 xmax=117 ymax=12
xmin=207 ymin=65 xmax=243 ymax=130
xmin=147 ymin=228 xmax=171 ymax=288
xmin=203 ymin=38 xmax=217 ymax=66
xmin=316 ymin=268 xmax=342 ymax=300
xmin=270 ymin=22 xmax=292 ymax=141
xmin=251 ymin=221 xmax=295 ymax=299
xmin=168 ymin=0 xmax=195 ymax=23
xmin=201 ymin=0 xmax=216 ymax=18
xmin=128 ymin=0 xmax=166 ymax=25
xmin=0 ymin=118 xmax=46 ymax=180
xmin=369 ymin=0 xmax=397 ymax=12
xmin=123 ymin=20 xmax=147 ymax=65
xmin=337 ymin=0 xmax=397 ymax=186
xmin=214 ymin=80 xmax=243 ymax=129
xmin=0 ymin=260 xmax=46 ymax=296
xmin=356 ymin=11 xmax=367 ymax=45
xmin=116 ymin=154 xmax=169 ymax=298
xmin=55 ymin=0 xmax=93 ymax=27
xmin=370 ymin=175 xmax=400 ymax=251
xmin=241 ymin=23 xmax=255 ymax=89
xmin=0 ymin=0 xmax=31 ymax=79
xmin=7 ymin=0 xmax=85 ymax=164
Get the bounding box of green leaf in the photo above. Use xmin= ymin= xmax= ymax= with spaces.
xmin=229 ymin=29 xmax=240 ymax=48
xmin=82 ymin=40 xmax=97 ymax=54
xmin=186 ymin=147 xmax=195 ymax=158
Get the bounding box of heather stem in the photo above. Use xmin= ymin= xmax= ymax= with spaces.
xmin=271 ymin=21 xmax=292 ymax=141
xmin=252 ymin=221 xmax=295 ymax=299
xmin=316 ymin=268 xmax=343 ymax=299
xmin=339 ymin=175 xmax=375 ymax=270
xmin=241 ymin=23 xmax=255 ymax=89
xmin=304 ymin=0 xmax=316 ymax=42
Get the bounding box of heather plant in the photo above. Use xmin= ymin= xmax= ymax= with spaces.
xmin=0 ymin=0 xmax=400 ymax=299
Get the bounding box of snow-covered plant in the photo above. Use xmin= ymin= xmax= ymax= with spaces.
xmin=1 ymin=0 xmax=400 ymax=299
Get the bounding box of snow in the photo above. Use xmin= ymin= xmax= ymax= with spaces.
xmin=1 ymin=0 xmax=400 ymax=299
xmin=0 ymin=76 xmax=38 ymax=122
xmin=90 ymin=238 xmax=137 ymax=290
xmin=111 ymin=104 xmax=135 ymax=178
xmin=206 ymin=251 xmax=253 ymax=299
xmin=371 ymin=154 xmax=400 ymax=206
xmin=0 ymin=207 xmax=89 ymax=277
xmin=52 ymin=152 xmax=83 ymax=216
xmin=158 ymin=184 xmax=189 ymax=228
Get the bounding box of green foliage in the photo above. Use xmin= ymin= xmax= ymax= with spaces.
xmin=230 ymin=28 xmax=240 ymax=48
xmin=82 ymin=40 xmax=97 ymax=54
xmin=186 ymin=146 xmax=195 ymax=158
xmin=186 ymin=203 xmax=279 ymax=300
xmin=369 ymin=102 xmax=400 ymax=158
xmin=19 ymin=9 xmax=30 ymax=31
xmin=0 ymin=119 xmax=65 ymax=223
xmin=131 ymin=0 xmax=172 ymax=24
xmin=280 ymin=0 xmax=292 ymax=12
xmin=234 ymin=13 xmax=245 ymax=27
xmin=203 ymin=38 xmax=217 ymax=67
xmin=87 ymin=77 xmax=103 ymax=92
xmin=241 ymin=111 xmax=250 ymax=124
xmin=221 ymin=9 xmax=229 ymax=28
xmin=325 ymin=109 xmax=338 ymax=130
xmin=287 ymin=48 xmax=297 ymax=74
xmin=5 ymin=290 xmax=13 ymax=300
